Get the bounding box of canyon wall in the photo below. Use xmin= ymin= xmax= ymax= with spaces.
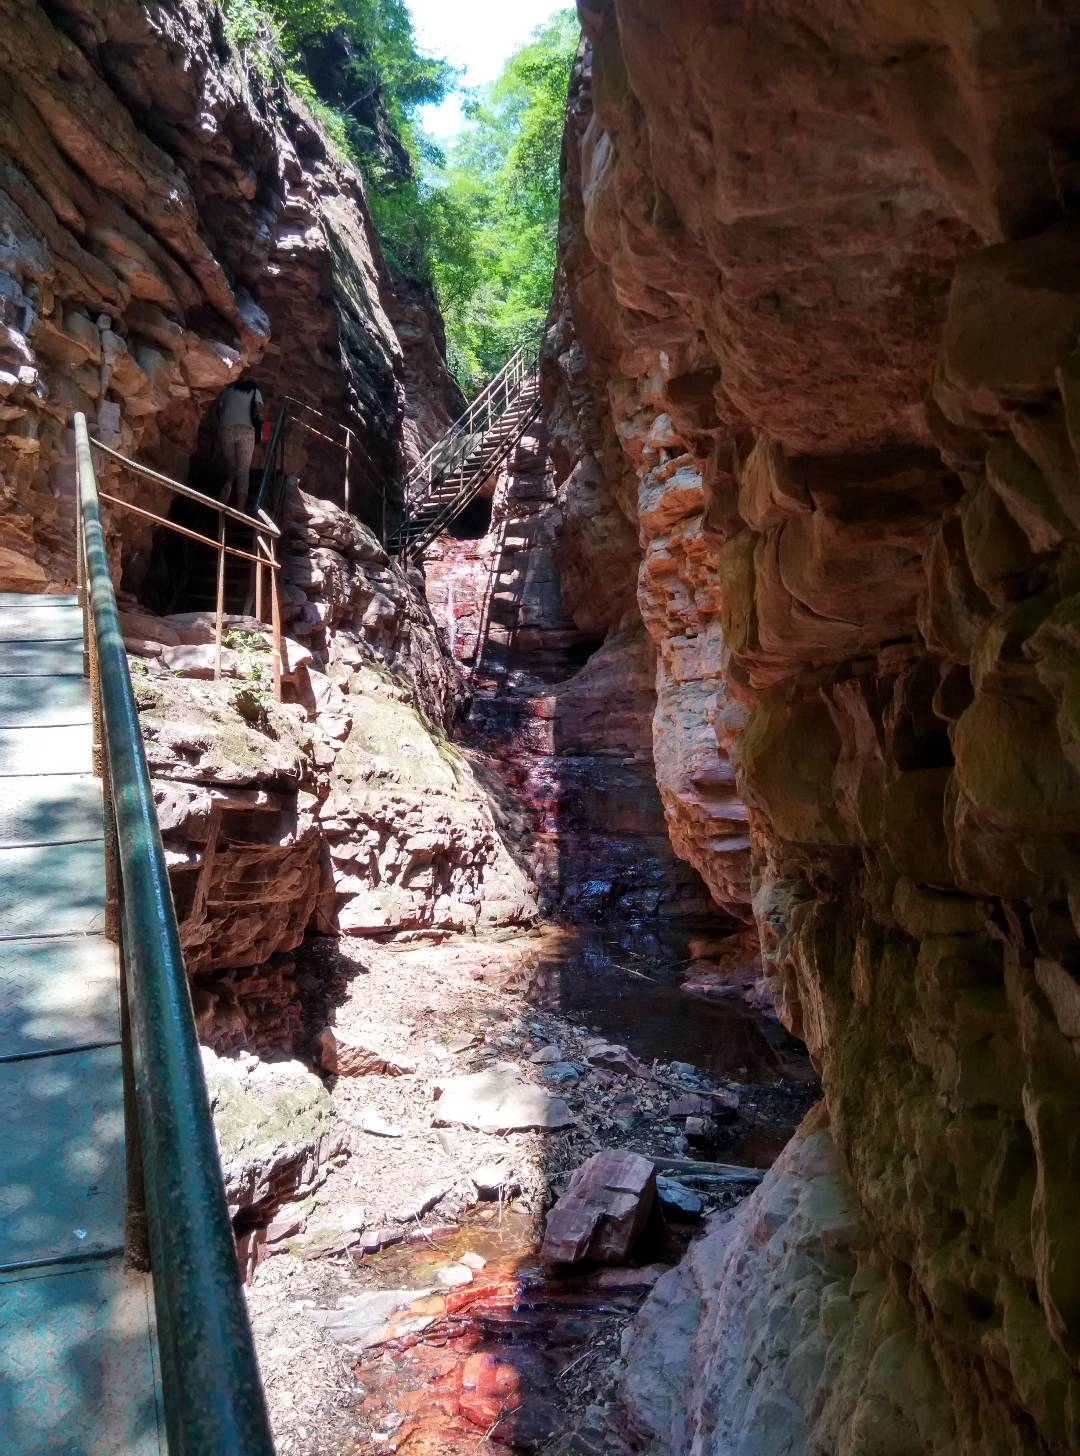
xmin=0 ymin=0 xmax=458 ymax=591
xmin=0 ymin=0 xmax=533 ymax=1032
xmin=423 ymin=424 xmax=713 ymax=920
xmin=550 ymin=3 xmax=1080 ymax=1451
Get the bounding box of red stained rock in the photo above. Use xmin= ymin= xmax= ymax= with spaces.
xmin=540 ymin=1150 xmax=657 ymax=1265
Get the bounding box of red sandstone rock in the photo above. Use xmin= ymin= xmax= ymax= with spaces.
xmin=315 ymin=1028 xmax=416 ymax=1078
xmin=540 ymin=1150 xmax=656 ymax=1265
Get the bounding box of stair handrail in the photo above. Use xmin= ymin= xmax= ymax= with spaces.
xmin=400 ymin=385 xmax=543 ymax=559
xmin=256 ymin=395 xmax=395 ymax=546
xmin=73 ymin=413 xmax=276 ymax=1456
xmin=405 ymin=344 xmax=538 ymax=496
xmin=88 ymin=434 xmax=284 ymax=700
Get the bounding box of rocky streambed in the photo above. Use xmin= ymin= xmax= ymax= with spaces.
xmin=237 ymin=925 xmax=817 ymax=1454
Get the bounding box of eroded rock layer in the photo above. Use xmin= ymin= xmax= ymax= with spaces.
xmin=551 ymin=4 xmax=1080 ymax=1451
xmin=0 ymin=0 xmax=457 ymax=589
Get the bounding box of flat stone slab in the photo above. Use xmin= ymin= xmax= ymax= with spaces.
xmin=312 ymin=1287 xmax=442 ymax=1349
xmin=0 ymin=840 xmax=105 ymax=940
xmin=0 ymin=724 xmax=93 ymax=777
xmin=0 ymin=774 xmax=103 ymax=848
xmin=0 ymin=1045 xmax=126 ymax=1266
xmin=433 ymin=1063 xmax=575 ymax=1133
xmin=0 ymin=675 xmax=90 ymax=729
xmin=0 ymin=1261 xmax=162 ymax=1454
xmin=0 ymin=936 xmax=119 ymax=1060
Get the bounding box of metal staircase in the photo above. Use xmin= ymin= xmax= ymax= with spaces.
xmin=393 ymin=345 xmax=541 ymax=559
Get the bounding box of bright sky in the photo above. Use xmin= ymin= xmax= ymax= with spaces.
xmin=407 ymin=0 xmax=576 ymax=141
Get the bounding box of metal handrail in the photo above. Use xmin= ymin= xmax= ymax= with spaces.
xmin=405 ymin=345 xmax=538 ymax=496
xmin=255 ymin=395 xmax=393 ymax=543
xmin=398 ymin=385 xmax=542 ymax=560
xmin=88 ymin=434 xmax=284 ymax=699
xmin=73 ymin=413 xmax=276 ymax=1456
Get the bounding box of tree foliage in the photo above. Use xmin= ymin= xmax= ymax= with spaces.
xmin=222 ymin=1 xmax=580 ymax=392
xmin=428 ymin=11 xmax=580 ymax=389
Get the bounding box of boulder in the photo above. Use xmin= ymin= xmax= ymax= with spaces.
xmin=541 ymin=1150 xmax=657 ymax=1264
xmin=316 ymin=1028 xmax=416 ymax=1077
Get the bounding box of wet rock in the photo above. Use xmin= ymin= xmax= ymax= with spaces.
xmin=666 ymin=1095 xmax=714 ymax=1119
xmin=655 ymin=1177 xmax=704 ymax=1220
xmin=544 ymin=1061 xmax=583 ymax=1084
xmin=435 ymin=1264 xmax=474 ymax=1288
xmin=311 ymin=1288 xmax=442 ymax=1350
xmin=434 ymin=1064 xmax=575 ymax=1133
xmin=583 ymin=1041 xmax=650 ymax=1079
xmin=540 ymin=1150 xmax=657 ymax=1265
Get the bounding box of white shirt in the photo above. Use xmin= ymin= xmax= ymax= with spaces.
xmin=219 ymin=385 xmax=263 ymax=429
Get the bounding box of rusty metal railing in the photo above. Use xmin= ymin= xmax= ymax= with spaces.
xmin=87 ymin=433 xmax=284 ymax=701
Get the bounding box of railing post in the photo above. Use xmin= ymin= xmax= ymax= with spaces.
xmin=270 ymin=541 xmax=283 ymax=704
xmin=214 ymin=514 xmax=226 ymax=681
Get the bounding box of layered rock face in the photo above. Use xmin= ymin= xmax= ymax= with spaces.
xmin=130 ymin=490 xmax=535 ymax=1000
xmin=0 ymin=0 xmax=458 ymax=590
xmin=552 ymin=4 xmax=1080 ymax=1451
xmin=423 ymin=425 xmax=713 ymax=920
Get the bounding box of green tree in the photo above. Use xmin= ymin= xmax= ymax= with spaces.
xmin=221 ymin=1 xmax=580 ymax=393
xmin=427 ymin=10 xmax=580 ymax=389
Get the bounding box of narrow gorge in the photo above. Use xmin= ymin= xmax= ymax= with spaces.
xmin=2 ymin=2 xmax=1080 ymax=1455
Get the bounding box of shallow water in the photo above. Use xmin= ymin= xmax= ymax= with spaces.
xmin=347 ymin=921 xmax=818 ymax=1452
xmin=523 ymin=920 xmax=813 ymax=1085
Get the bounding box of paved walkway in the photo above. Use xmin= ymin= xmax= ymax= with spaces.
xmin=0 ymin=593 xmax=164 ymax=1453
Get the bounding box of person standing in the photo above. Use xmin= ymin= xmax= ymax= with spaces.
xmin=217 ymin=377 xmax=263 ymax=512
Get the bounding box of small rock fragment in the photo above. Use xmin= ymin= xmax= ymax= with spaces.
xmin=460 ymin=1251 xmax=487 ymax=1271
xmin=436 ymin=1264 xmax=474 ymax=1288
xmin=360 ymin=1111 xmax=404 ymax=1138
xmin=656 ymin=1176 xmax=704 ymax=1219
xmin=583 ymin=1040 xmax=650 ymax=1078
xmin=529 ymin=1044 xmax=562 ymax=1064
xmin=471 ymin=1162 xmax=519 ymax=1199
xmin=544 ymin=1061 xmax=582 ymax=1084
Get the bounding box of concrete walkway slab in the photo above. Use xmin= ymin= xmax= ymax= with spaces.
xmin=0 ymin=603 xmax=83 ymax=642
xmin=0 ymin=593 xmax=78 ymax=609
xmin=0 ymin=723 xmax=94 ymax=776
xmin=0 ymin=936 xmax=119 ymax=1059
xmin=0 ymin=1045 xmax=126 ymax=1265
xmin=0 ymin=675 xmax=91 ymax=728
xmin=0 ymin=639 xmax=85 ymax=675
xmin=0 ymin=592 xmax=164 ymax=1454
xmin=0 ymin=773 xmax=103 ymax=848
xmin=0 ymin=1262 xmax=163 ymax=1455
xmin=0 ymin=840 xmax=106 ymax=939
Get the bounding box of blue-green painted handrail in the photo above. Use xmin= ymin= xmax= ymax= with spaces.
xmin=73 ymin=414 xmax=275 ymax=1456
